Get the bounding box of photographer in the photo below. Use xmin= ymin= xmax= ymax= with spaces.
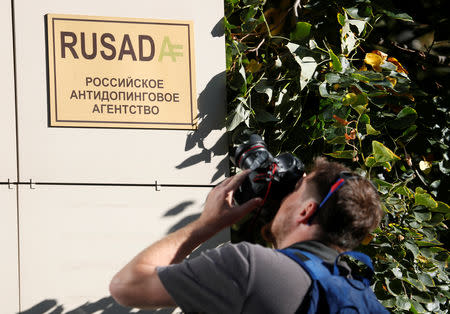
xmin=110 ymin=157 xmax=383 ymax=313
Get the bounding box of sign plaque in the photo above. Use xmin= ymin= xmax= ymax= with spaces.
xmin=46 ymin=14 xmax=197 ymax=129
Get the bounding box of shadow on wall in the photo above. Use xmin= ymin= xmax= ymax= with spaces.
xmin=18 ymin=18 xmax=229 ymax=314
xmin=163 ymin=200 xmax=229 ymax=258
xmin=18 ymin=298 xmax=179 ymax=314
xmin=17 ymin=200 xmax=228 ymax=314
xmin=176 ymin=70 xmax=229 ymax=184
xmin=175 ymin=16 xmax=228 ymax=184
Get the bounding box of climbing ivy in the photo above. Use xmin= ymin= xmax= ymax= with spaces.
xmin=224 ymin=0 xmax=449 ymax=312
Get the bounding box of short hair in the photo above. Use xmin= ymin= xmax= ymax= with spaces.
xmin=308 ymin=157 xmax=383 ymax=250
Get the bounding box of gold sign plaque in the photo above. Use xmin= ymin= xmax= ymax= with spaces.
xmin=46 ymin=14 xmax=197 ymax=129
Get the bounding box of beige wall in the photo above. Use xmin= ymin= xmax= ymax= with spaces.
xmin=0 ymin=0 xmax=19 ymax=313
xmin=4 ymin=0 xmax=227 ymax=312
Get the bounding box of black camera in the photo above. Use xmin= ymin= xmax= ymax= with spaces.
xmin=231 ymin=134 xmax=305 ymax=206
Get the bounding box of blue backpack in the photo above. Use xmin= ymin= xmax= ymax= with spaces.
xmin=279 ymin=248 xmax=389 ymax=314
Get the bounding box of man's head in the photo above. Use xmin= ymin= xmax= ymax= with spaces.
xmin=269 ymin=157 xmax=382 ymax=251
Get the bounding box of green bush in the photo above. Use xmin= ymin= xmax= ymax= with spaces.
xmin=224 ymin=0 xmax=449 ymax=312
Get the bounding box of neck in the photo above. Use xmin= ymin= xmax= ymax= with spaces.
xmin=275 ymin=223 xmax=321 ymax=249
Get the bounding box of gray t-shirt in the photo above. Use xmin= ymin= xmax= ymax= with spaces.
xmin=157 ymin=241 xmax=340 ymax=314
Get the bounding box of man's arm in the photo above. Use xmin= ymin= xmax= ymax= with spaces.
xmin=109 ymin=170 xmax=263 ymax=309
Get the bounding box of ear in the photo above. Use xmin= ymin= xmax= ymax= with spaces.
xmin=296 ymin=201 xmax=318 ymax=224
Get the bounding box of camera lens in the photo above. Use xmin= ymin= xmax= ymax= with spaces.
xmin=234 ymin=134 xmax=273 ymax=170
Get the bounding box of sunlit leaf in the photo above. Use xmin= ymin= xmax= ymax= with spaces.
xmin=295 ymin=56 xmax=317 ymax=90
xmin=325 ymin=150 xmax=355 ymax=159
xmin=365 ymin=156 xmax=376 ymax=167
xmin=387 ymin=57 xmax=408 ymax=74
xmin=329 ymin=49 xmax=342 ymax=72
xmin=290 ymin=22 xmax=311 ymax=41
xmin=419 ymin=160 xmax=432 ymax=175
xmin=342 ymin=93 xmax=357 ymax=106
xmin=405 ymin=277 xmax=426 ymax=291
xmin=410 ymin=301 xmax=426 ymax=314
xmin=364 ymin=53 xmax=383 ymax=72
xmin=414 ymin=188 xmax=438 ymax=209
xmin=430 ymin=201 xmax=450 ymax=214
xmin=392 ymin=267 xmax=403 ymax=278
xmin=386 ymin=77 xmax=397 ymax=87
xmin=325 ymin=73 xmax=341 ymax=84
xmin=341 ymin=22 xmax=359 ymax=54
xmin=337 ymin=13 xmax=345 ymax=26
xmin=418 ymin=273 xmax=435 ymax=287
xmin=405 ymin=241 xmax=420 ymax=258
xmin=226 ymin=100 xmax=250 ymax=131
xmin=372 ymin=141 xmax=401 ymax=163
xmin=366 ymin=124 xmax=381 ymax=135
xmin=413 ymin=208 xmax=432 ymax=222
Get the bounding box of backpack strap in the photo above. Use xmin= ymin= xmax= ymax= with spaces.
xmin=280 ymin=248 xmax=331 ymax=281
xmin=279 ymin=248 xmax=374 ymax=286
xmin=334 ymin=251 xmax=374 ymax=286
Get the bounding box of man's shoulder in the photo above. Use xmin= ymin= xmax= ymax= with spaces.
xmin=219 ymin=241 xmax=286 ymax=259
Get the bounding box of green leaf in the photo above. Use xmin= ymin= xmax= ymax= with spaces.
xmin=326 ymin=136 xmax=347 ymax=144
xmin=396 ymin=295 xmax=411 ymax=310
xmin=392 ymin=267 xmax=402 ymax=279
xmin=241 ymin=17 xmax=260 ymax=32
xmin=413 ymin=208 xmax=432 ymax=222
xmin=418 ymin=273 xmax=435 ymax=287
xmin=319 ymin=81 xmax=343 ymax=100
xmin=381 ymin=298 xmax=395 ymax=308
xmin=254 ymin=79 xmax=273 ymax=102
xmin=405 ymin=276 xmax=426 ymax=291
xmin=337 ymin=13 xmax=345 ymax=26
xmin=351 ymin=71 xmax=384 ymax=82
xmin=226 ymin=99 xmax=249 ymax=131
xmin=383 ymin=10 xmax=414 ymax=22
xmin=417 ymin=240 xmax=443 ymax=246
xmin=389 ymin=107 xmax=418 ymax=130
xmin=290 ymin=22 xmax=311 ymax=41
xmin=372 ymin=141 xmax=401 ymax=163
xmin=360 ymin=114 xmax=370 ymax=124
xmin=414 ymin=189 xmax=438 ymax=209
xmin=295 ymin=56 xmax=317 ymax=90
xmin=328 ymin=49 xmax=342 ymax=72
xmin=229 ymin=64 xmax=247 ymax=91
xmin=365 ymin=156 xmax=376 ymax=167
xmin=366 ymin=124 xmax=380 ymax=135
xmin=353 ymin=105 xmax=366 ymax=115
xmin=380 ymin=61 xmax=397 ymax=71
xmin=411 ymin=300 xmax=427 ymax=313
xmin=385 ymin=278 xmax=403 ymax=296
xmin=255 ymin=110 xmax=278 ymax=123
xmin=394 ymin=185 xmax=413 ymax=198
xmin=324 ymin=150 xmax=355 ymax=159
xmin=429 ymin=213 xmax=444 ymax=225
xmin=425 ymin=300 xmax=440 ymax=312
xmin=342 ymin=93 xmax=367 ymax=107
xmin=404 ymin=241 xmax=419 ymax=258
xmin=325 ymin=73 xmax=341 ymax=84
xmin=431 ymin=201 xmax=450 ymax=214
xmin=341 ymin=22 xmax=359 ymax=54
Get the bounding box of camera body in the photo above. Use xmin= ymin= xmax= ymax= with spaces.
xmin=231 ymin=134 xmax=305 ymax=206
